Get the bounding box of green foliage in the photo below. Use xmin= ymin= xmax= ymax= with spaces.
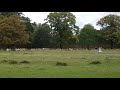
xmin=20 ymin=60 xmax=30 ymax=64
xmin=21 ymin=16 xmax=34 ymax=34
xmin=56 ymin=62 xmax=68 ymax=66
xmin=45 ymin=12 xmax=79 ymax=49
xmin=0 ymin=60 xmax=8 ymax=63
xmin=68 ymin=35 xmax=79 ymax=45
xmin=97 ymin=14 xmax=120 ymax=49
xmin=32 ymin=23 xmax=52 ymax=48
xmin=21 ymin=17 xmax=34 ymax=48
xmin=96 ymin=30 xmax=109 ymax=47
xmin=0 ymin=12 xmax=22 ymax=17
xmin=78 ymin=24 xmax=97 ymax=49
xmin=1 ymin=12 xmax=120 ymax=49
xmin=113 ymin=30 xmax=120 ymax=44
xmin=90 ymin=61 xmax=102 ymax=64
xmin=8 ymin=60 xmax=18 ymax=64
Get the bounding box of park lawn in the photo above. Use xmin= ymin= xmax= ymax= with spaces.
xmin=0 ymin=49 xmax=120 ymax=78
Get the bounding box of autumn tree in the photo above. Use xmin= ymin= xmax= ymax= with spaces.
xmin=0 ymin=12 xmax=22 ymax=17
xmin=45 ymin=12 xmax=78 ymax=49
xmin=0 ymin=15 xmax=29 ymax=49
xmin=0 ymin=12 xmax=35 ymax=48
xmin=97 ymin=14 xmax=120 ymax=49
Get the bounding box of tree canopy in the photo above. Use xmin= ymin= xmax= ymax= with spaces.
xmin=32 ymin=23 xmax=52 ymax=48
xmin=97 ymin=14 xmax=120 ymax=49
xmin=78 ymin=24 xmax=97 ymax=49
xmin=0 ymin=12 xmax=120 ymax=49
xmin=45 ymin=12 xmax=79 ymax=49
xmin=0 ymin=15 xmax=29 ymax=49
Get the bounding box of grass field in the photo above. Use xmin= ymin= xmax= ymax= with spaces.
xmin=0 ymin=49 xmax=120 ymax=78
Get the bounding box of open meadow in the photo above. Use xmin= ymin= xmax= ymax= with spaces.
xmin=0 ymin=49 xmax=120 ymax=78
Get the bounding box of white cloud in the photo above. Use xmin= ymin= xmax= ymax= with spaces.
xmin=23 ymin=12 xmax=120 ymax=30
xmin=72 ymin=12 xmax=111 ymax=29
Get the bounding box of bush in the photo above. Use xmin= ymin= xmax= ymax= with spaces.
xmin=0 ymin=60 xmax=8 ymax=63
xmin=90 ymin=61 xmax=102 ymax=64
xmin=56 ymin=62 xmax=68 ymax=66
xmin=20 ymin=60 xmax=30 ymax=64
xmin=81 ymin=57 xmax=86 ymax=60
xmin=8 ymin=60 xmax=18 ymax=64
xmin=23 ymin=52 xmax=28 ymax=54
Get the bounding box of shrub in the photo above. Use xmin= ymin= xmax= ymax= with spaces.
xmin=20 ymin=60 xmax=30 ymax=64
xmin=23 ymin=52 xmax=28 ymax=54
xmin=90 ymin=61 xmax=102 ymax=64
xmin=0 ymin=60 xmax=8 ymax=63
xmin=8 ymin=60 xmax=18 ymax=64
xmin=81 ymin=57 xmax=86 ymax=60
xmin=56 ymin=62 xmax=68 ymax=66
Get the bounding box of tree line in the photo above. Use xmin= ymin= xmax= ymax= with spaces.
xmin=0 ymin=12 xmax=120 ymax=50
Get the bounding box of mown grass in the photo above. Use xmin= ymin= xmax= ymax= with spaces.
xmin=0 ymin=49 xmax=120 ymax=78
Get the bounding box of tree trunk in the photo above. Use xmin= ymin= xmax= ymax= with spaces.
xmin=110 ymin=40 xmax=113 ymax=49
xmin=60 ymin=42 xmax=63 ymax=49
xmin=87 ymin=45 xmax=90 ymax=50
xmin=11 ymin=44 xmax=16 ymax=51
xmin=59 ymin=32 xmax=63 ymax=49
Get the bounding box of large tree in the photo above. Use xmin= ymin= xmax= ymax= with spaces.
xmin=0 ymin=12 xmax=34 ymax=48
xmin=32 ymin=23 xmax=52 ymax=48
xmin=21 ymin=16 xmax=34 ymax=48
xmin=96 ymin=30 xmax=107 ymax=47
xmin=0 ymin=12 xmax=34 ymax=34
xmin=0 ymin=12 xmax=22 ymax=17
xmin=78 ymin=24 xmax=97 ymax=50
xmin=45 ymin=12 xmax=78 ymax=49
xmin=0 ymin=15 xmax=29 ymax=49
xmin=97 ymin=14 xmax=120 ymax=49
xmin=21 ymin=16 xmax=34 ymax=34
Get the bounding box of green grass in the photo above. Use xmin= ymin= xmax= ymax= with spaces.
xmin=0 ymin=49 xmax=120 ymax=78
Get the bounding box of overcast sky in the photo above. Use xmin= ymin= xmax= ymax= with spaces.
xmin=23 ymin=12 xmax=120 ymax=30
